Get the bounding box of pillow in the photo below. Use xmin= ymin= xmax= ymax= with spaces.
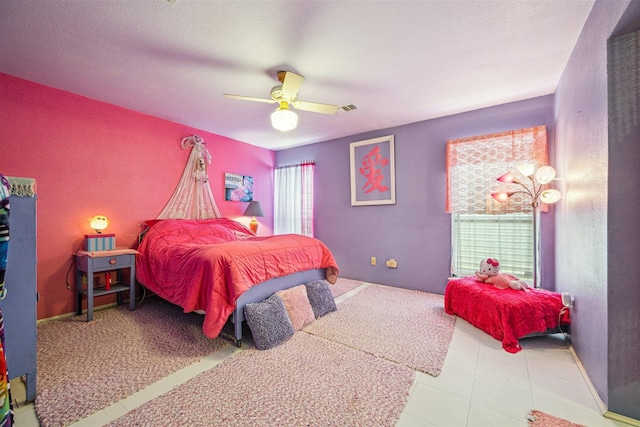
xmin=244 ymin=294 xmax=294 ymax=350
xmin=304 ymin=280 xmax=338 ymax=318
xmin=276 ymin=285 xmax=316 ymax=330
xmin=144 ymin=219 xmax=164 ymax=228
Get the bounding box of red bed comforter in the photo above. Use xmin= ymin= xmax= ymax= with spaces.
xmin=444 ymin=277 xmax=570 ymax=353
xmin=136 ymin=218 xmax=338 ymax=338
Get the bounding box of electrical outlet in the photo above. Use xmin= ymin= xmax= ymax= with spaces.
xmin=562 ymin=292 xmax=574 ymax=307
xmin=370 ymin=257 xmax=376 ymax=266
xmin=386 ymin=259 xmax=398 ymax=268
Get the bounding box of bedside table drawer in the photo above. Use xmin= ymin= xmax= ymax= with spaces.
xmin=92 ymin=254 xmax=134 ymax=270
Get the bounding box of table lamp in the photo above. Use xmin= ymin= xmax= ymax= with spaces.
xmin=85 ymin=215 xmax=115 ymax=251
xmin=89 ymin=215 xmax=109 ymax=234
xmin=243 ymin=201 xmax=264 ymax=234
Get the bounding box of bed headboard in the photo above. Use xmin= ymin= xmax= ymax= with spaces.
xmin=138 ymin=227 xmax=150 ymax=246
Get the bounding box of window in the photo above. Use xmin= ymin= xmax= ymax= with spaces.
xmin=274 ymin=161 xmax=314 ymax=236
xmin=446 ymin=126 xmax=547 ymax=279
xmin=451 ymin=213 xmax=534 ymax=280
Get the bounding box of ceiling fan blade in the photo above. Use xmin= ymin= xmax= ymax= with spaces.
xmin=292 ymin=100 xmax=340 ymax=115
xmin=280 ymin=71 xmax=305 ymax=99
xmin=223 ymin=94 xmax=276 ymax=104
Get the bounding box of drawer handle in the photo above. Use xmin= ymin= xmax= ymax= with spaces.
xmin=109 ymin=258 xmax=117 ymax=265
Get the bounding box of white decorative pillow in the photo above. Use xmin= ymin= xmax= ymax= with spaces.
xmin=276 ymin=285 xmax=315 ymax=330
xmin=244 ymin=294 xmax=294 ymax=350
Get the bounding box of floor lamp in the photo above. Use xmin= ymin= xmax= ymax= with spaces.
xmin=490 ymin=164 xmax=561 ymax=288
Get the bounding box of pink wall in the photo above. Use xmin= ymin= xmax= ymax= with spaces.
xmin=0 ymin=73 xmax=276 ymax=320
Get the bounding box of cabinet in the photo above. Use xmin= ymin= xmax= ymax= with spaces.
xmin=0 ymin=194 xmax=37 ymax=402
xmin=75 ymin=249 xmax=137 ymax=321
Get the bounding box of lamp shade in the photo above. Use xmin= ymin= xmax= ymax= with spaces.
xmin=243 ymin=201 xmax=264 ymax=217
xmin=496 ymin=172 xmax=517 ymax=183
xmin=491 ymin=192 xmax=514 ymax=203
xmin=535 ymin=166 xmax=556 ymax=184
xmin=540 ymin=189 xmax=561 ymax=204
xmin=271 ymin=102 xmax=298 ymax=131
xmin=516 ymin=163 xmax=535 ymax=177
xmin=89 ymin=215 xmax=109 ymax=233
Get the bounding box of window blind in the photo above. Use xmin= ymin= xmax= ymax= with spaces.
xmin=451 ymin=213 xmax=534 ymax=280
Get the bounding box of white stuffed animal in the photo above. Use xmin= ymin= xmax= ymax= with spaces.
xmin=475 ymin=258 xmax=530 ymax=291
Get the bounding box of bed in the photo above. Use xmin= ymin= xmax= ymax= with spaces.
xmin=136 ymin=218 xmax=338 ymax=346
xmin=444 ymin=276 xmax=570 ymax=353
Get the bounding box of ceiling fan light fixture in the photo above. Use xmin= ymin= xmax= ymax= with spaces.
xmin=271 ymin=101 xmax=298 ymax=131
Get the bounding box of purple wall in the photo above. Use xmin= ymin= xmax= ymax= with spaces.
xmin=554 ymin=0 xmax=634 ymax=411
xmin=281 ymin=3 xmax=640 ymax=418
xmin=607 ymin=26 xmax=640 ymax=419
xmin=277 ymin=95 xmax=555 ymax=295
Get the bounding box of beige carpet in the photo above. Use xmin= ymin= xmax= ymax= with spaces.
xmin=304 ymin=284 xmax=456 ymax=376
xmin=106 ymin=333 xmax=415 ymax=427
xmin=35 ymin=282 xmax=452 ymax=426
xmin=35 ymin=298 xmax=229 ymax=427
xmin=528 ymin=410 xmax=588 ymax=426
xmin=330 ymin=277 xmax=363 ymax=297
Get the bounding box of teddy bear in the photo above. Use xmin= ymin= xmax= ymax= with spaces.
xmin=475 ymin=258 xmax=530 ymax=291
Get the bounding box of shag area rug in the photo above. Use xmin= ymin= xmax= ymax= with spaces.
xmin=35 ymin=298 xmax=228 ymax=427
xmin=304 ymin=284 xmax=456 ymax=376
xmin=528 ymin=410 xmax=588 ymax=427
xmin=330 ymin=277 xmax=363 ymax=297
xmin=107 ymin=332 xmax=415 ymax=427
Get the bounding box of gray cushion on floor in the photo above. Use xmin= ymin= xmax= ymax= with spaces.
xmin=244 ymin=293 xmax=294 ymax=350
xmin=304 ymin=279 xmax=338 ymax=318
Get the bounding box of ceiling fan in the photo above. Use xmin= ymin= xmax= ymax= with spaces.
xmin=224 ymin=71 xmax=340 ymax=131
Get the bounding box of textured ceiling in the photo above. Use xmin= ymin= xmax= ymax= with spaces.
xmin=0 ymin=0 xmax=594 ymax=150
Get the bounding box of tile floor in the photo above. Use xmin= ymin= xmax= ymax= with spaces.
xmin=10 ymin=283 xmax=631 ymax=427
xmin=395 ymin=319 xmax=626 ymax=426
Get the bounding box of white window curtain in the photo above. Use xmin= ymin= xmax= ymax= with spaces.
xmin=446 ymin=126 xmax=548 ymax=279
xmin=274 ymin=161 xmax=314 ymax=236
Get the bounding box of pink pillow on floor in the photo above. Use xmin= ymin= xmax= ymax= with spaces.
xmin=276 ymin=285 xmax=315 ymax=331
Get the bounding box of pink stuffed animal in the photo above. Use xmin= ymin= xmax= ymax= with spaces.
xmin=475 ymin=258 xmax=530 ymax=291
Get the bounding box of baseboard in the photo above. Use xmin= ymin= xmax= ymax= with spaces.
xmin=604 ymin=411 xmax=640 ymax=427
xmin=567 ymin=343 xmax=640 ymax=426
xmin=566 ymin=343 xmax=608 ymax=414
xmin=36 ymin=302 xmax=119 ymax=324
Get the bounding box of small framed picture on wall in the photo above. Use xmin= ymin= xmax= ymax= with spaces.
xmin=350 ymin=135 xmax=395 ymax=206
xmin=225 ymin=173 xmax=254 ymax=202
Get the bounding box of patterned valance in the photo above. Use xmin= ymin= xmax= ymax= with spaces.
xmin=446 ymin=126 xmax=548 ymax=214
xmin=6 ymin=177 xmax=36 ymax=197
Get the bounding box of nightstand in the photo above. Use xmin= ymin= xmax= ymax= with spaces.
xmin=75 ymin=248 xmax=137 ymax=321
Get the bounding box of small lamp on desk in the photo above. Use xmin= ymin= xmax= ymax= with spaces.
xmin=89 ymin=215 xmax=109 ymax=234
xmin=85 ymin=215 xmax=116 ymax=251
xmin=243 ymin=201 xmax=264 ymax=234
